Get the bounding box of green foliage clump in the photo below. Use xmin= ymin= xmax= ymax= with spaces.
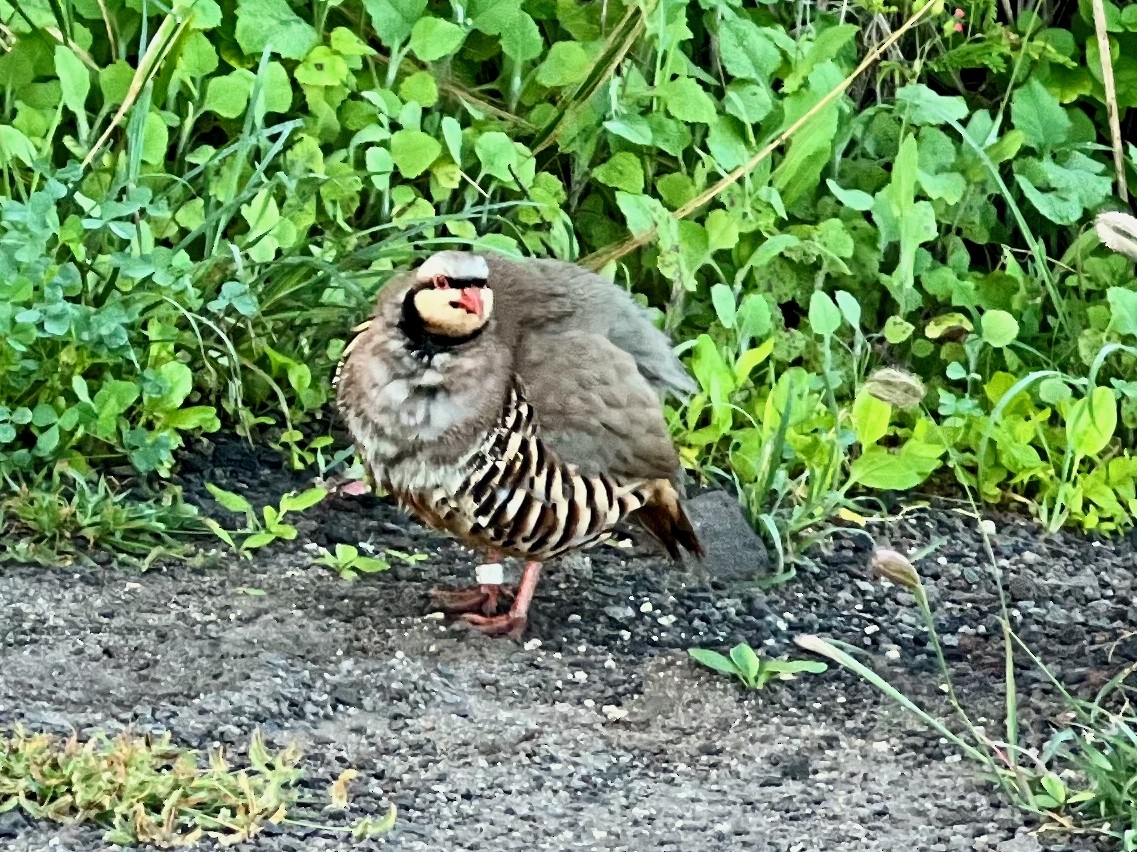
xmin=0 ymin=0 xmax=1135 ymax=556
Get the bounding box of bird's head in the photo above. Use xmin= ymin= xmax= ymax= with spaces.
xmin=401 ymin=251 xmax=493 ymax=345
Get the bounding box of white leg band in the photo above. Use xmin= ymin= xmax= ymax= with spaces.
xmin=475 ymin=562 xmax=504 ymax=585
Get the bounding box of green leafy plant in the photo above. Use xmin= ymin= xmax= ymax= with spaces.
xmin=688 ymin=643 xmax=827 ymax=690
xmin=1 ymin=0 xmax=1135 ymax=570
xmin=0 ymin=726 xmax=394 ymax=845
xmin=204 ymin=484 xmax=327 ymax=556
xmin=0 ymin=467 xmax=198 ymax=567
xmin=314 ymin=543 xmax=390 ymax=579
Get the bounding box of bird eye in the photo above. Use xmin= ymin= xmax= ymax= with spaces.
xmin=431 ymin=275 xmax=451 ymax=289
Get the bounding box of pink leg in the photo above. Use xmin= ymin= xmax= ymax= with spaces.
xmin=428 ymin=549 xmax=514 ymax=616
xmin=458 ymin=561 xmax=542 ymax=640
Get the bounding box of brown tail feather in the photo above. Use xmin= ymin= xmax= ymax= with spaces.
xmin=631 ymin=481 xmax=705 ymax=562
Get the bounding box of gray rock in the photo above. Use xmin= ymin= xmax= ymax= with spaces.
xmin=683 ymin=489 xmax=771 ymax=580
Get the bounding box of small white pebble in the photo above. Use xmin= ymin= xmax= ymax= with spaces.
xmin=424 ymin=611 xmax=445 ymax=620
xmin=603 ymin=659 xmax=616 ymax=670
xmin=657 ymin=614 xmax=677 ymax=626
xmin=573 ymin=671 xmax=588 ymax=683
xmin=640 ymin=601 xmax=653 ymax=613
xmin=980 ymin=519 xmax=996 ymax=536
xmin=872 ymin=741 xmax=891 ymax=752
xmin=864 ymin=624 xmax=879 ymax=635
xmin=568 ymin=614 xmax=581 ymax=623
xmin=583 ymin=699 xmax=595 ymax=708
xmin=523 ymin=638 xmax=542 ymax=651
xmin=885 ymin=648 xmax=901 ymax=660
xmin=602 ymin=705 xmax=628 ymax=721
xmin=937 ymin=556 xmax=947 ymax=565
xmin=619 ymin=630 xmax=631 ymax=641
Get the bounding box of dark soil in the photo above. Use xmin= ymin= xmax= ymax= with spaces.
xmin=1 ymin=439 xmax=1134 ymax=851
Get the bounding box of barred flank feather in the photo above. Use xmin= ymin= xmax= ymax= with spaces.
xmin=395 ymin=382 xmax=702 ymax=562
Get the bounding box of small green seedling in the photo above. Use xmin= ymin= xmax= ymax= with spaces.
xmin=204 ymin=484 xmax=327 ymax=557
xmin=386 ymin=548 xmax=428 ymax=566
xmin=688 ymin=643 xmax=828 ymax=690
xmin=314 ymin=543 xmax=390 ymax=579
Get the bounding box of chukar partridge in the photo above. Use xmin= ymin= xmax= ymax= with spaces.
xmin=334 ymin=250 xmax=704 ymax=638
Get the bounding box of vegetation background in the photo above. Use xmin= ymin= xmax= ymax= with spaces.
xmin=0 ymin=0 xmax=1135 ymax=557
xmin=2 ymin=0 xmax=1137 ymax=844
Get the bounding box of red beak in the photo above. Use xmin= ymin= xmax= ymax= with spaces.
xmin=456 ymin=287 xmax=484 ymax=318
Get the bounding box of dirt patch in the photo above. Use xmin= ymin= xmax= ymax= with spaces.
xmin=1 ymin=441 xmax=1131 ymax=850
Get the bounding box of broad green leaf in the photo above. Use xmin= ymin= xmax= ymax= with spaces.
xmin=825 ymin=179 xmax=874 ymax=211
xmin=1011 ymin=78 xmax=1070 ymax=151
xmin=399 ymin=71 xmax=439 ymax=107
xmin=707 ymin=115 xmax=749 ymax=170
xmin=737 ymin=293 xmax=773 ymax=340
xmin=710 ymin=283 xmax=736 ymax=329
xmin=835 ymin=290 xmax=861 ymax=330
xmin=500 ymin=12 xmax=543 ymax=62
xmin=279 ymin=487 xmax=328 ymax=513
xmin=808 ymin=290 xmax=841 ymax=337
xmin=873 ymin=136 xmax=937 ymax=306
xmin=235 ymin=0 xmax=318 ymax=59
xmin=140 ymin=112 xmax=168 ymax=164
xmin=593 ymin=152 xmax=644 ymax=194
xmin=440 ymin=115 xmax=463 ymax=163
xmin=295 ymin=46 xmax=349 ymax=86
xmin=723 ymin=81 xmax=773 ymax=124
xmin=882 ymin=316 xmax=918 ymax=341
xmin=688 ymin=648 xmax=740 ymax=677
xmin=1107 ymin=287 xmax=1137 ymax=337
xmin=718 ymin=15 xmax=781 ymax=81
xmin=206 ymin=483 xmax=254 ymax=515
xmin=150 ymin=361 xmax=194 ymax=410
xmin=604 ymin=115 xmax=653 ymax=145
xmin=782 ymin=23 xmax=858 ymax=92
xmin=925 ymin=312 xmax=973 ymax=339
xmin=734 ymin=337 xmax=774 ymax=384
xmin=163 ymin=406 xmax=222 ymax=431
xmin=1066 ymin=386 xmax=1117 ymax=458
xmin=173 ymin=33 xmax=218 ymax=79
xmin=389 ymin=129 xmax=441 ymax=178
xmin=243 ymin=531 xmax=278 ymax=550
xmin=894 ymin=83 xmax=968 ymax=125
xmin=100 ymin=60 xmax=137 ymax=106
xmin=54 ymin=46 xmax=90 ymax=126
xmin=661 ymin=77 xmax=717 ymax=124
xmin=364 ymin=0 xmax=427 ymax=48
xmin=0 ymin=125 xmax=36 ymax=167
xmin=475 ymin=131 xmax=521 ymax=182
xmin=695 ymin=210 xmax=735 ymax=254
xmin=729 ymin=643 xmax=761 ymax=681
xmin=1039 ymin=377 xmax=1071 ymax=405
xmin=535 ymin=41 xmax=591 ymax=88
xmin=772 ymin=63 xmax=841 ymax=205
xmin=852 ymin=387 xmax=891 ymax=446
xmin=848 ymin=445 xmax=938 ymax=490
xmin=980 ymin=310 xmax=1019 ymax=347
xmin=204 ymin=71 xmax=252 ymax=118
xmin=409 ymin=17 xmax=466 ymax=62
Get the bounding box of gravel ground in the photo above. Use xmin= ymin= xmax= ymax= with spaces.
xmin=1 ymin=440 xmax=1134 ymax=851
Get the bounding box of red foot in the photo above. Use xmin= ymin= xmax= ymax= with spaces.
xmin=454 ymin=561 xmax=542 ymax=641
xmin=428 ymin=584 xmax=516 ymax=616
xmin=458 ymin=611 xmax=528 ymax=640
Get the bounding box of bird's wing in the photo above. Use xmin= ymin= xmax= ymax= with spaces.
xmin=484 ymin=254 xmax=697 ymax=398
xmin=515 ymin=330 xmax=683 ymax=484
